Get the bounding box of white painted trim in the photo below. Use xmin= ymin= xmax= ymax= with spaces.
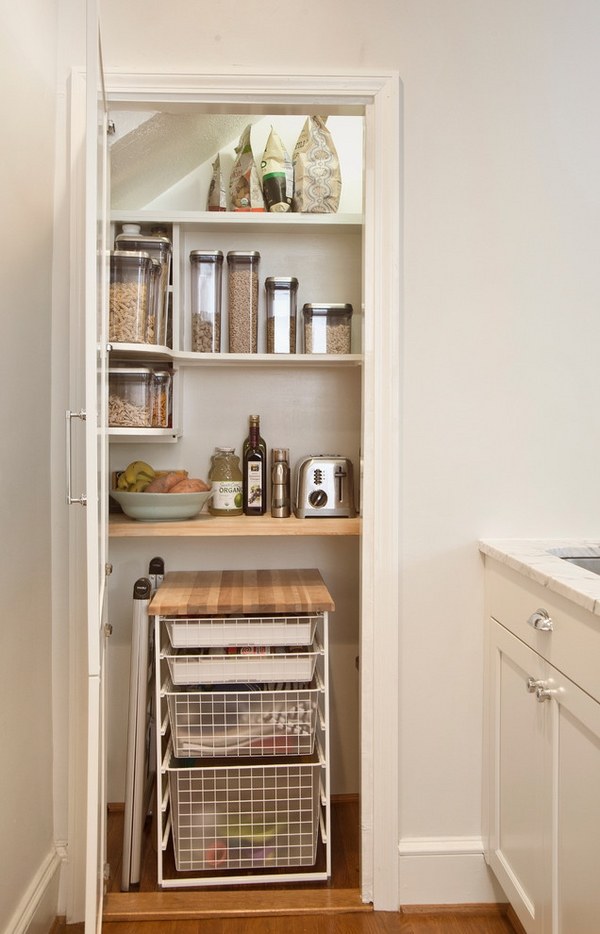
xmin=398 ymin=836 xmax=484 ymax=857
xmin=4 ymin=848 xmax=63 ymax=934
xmin=99 ymin=69 xmax=402 ymax=913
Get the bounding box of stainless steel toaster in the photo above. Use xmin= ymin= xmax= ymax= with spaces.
xmin=294 ymin=455 xmax=356 ymax=518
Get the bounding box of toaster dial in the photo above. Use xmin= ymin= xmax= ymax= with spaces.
xmin=309 ymin=488 xmax=328 ymax=509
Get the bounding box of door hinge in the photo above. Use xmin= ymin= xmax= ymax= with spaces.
xmin=107 ymin=118 xmax=116 ymax=136
xmin=104 ymin=623 xmax=113 ymax=638
xmin=105 ymin=563 xmax=113 ymax=577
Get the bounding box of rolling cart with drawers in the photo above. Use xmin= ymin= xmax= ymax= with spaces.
xmin=148 ymin=568 xmax=334 ymax=887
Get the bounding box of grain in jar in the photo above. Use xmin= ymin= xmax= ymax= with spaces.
xmin=109 ymin=251 xmax=152 ymax=344
xmin=265 ymin=277 xmax=298 ymax=353
xmin=151 ymin=370 xmax=172 ymax=428
xmin=114 ymin=230 xmax=172 ymax=346
xmin=302 ymin=303 xmax=353 ymax=354
xmin=227 ymin=251 xmax=260 ymax=353
xmin=189 ymin=250 xmax=223 ymax=352
xmin=108 ymin=367 xmax=153 ymax=427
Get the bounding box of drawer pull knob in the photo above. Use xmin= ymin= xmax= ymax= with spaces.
xmin=526 ymin=677 xmax=545 ymax=693
xmin=527 ymin=608 xmax=553 ymax=631
xmin=536 ymin=686 xmax=556 ymax=703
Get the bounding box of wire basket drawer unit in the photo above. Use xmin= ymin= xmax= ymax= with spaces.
xmin=161 ymin=613 xmax=324 ymax=686
xmin=165 ymin=677 xmax=323 ymax=758
xmin=167 ymin=753 xmax=324 ymax=873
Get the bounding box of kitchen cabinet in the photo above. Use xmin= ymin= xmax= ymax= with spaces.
xmin=483 ymin=560 xmax=600 ymax=934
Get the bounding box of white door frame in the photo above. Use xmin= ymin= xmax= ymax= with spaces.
xmin=102 ymin=70 xmax=402 ymax=911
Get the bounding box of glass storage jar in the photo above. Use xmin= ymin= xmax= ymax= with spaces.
xmin=208 ymin=447 xmax=243 ymax=516
xmin=189 ymin=250 xmax=223 ymax=352
xmin=109 ymin=251 xmax=153 ymax=344
xmin=265 ymin=277 xmax=298 ymax=353
xmin=151 ymin=370 xmax=172 ymax=428
xmin=114 ymin=230 xmax=172 ymax=346
xmin=227 ymin=251 xmax=260 ymax=353
xmin=302 ymin=303 xmax=353 ymax=354
xmin=108 ymin=367 xmax=153 ymax=427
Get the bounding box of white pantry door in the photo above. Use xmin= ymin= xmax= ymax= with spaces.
xmin=83 ymin=2 xmax=110 ymax=930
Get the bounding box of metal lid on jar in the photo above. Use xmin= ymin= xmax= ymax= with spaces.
xmin=115 ymin=234 xmax=172 ymax=254
xmin=265 ymin=277 xmax=298 ymax=290
xmin=189 ymin=250 xmax=224 ymax=263
xmin=303 ymin=303 xmax=353 ymax=317
xmin=226 ymin=251 xmax=261 ymax=262
xmin=214 ymin=446 xmax=236 ymax=454
xmin=108 ymin=366 xmax=153 ymax=377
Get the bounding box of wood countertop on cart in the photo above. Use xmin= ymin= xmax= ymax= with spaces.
xmin=148 ymin=568 xmax=335 ymax=616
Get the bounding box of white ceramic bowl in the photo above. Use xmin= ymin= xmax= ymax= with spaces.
xmin=110 ymin=489 xmax=213 ymax=522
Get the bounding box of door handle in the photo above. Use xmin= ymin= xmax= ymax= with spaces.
xmin=66 ymin=409 xmax=87 ymax=506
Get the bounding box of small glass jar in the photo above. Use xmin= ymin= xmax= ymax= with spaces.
xmin=108 ymin=367 xmax=153 ymax=427
xmin=190 ymin=250 xmax=223 ymax=352
xmin=146 ymin=259 xmax=162 ymax=344
xmin=227 ymin=251 xmax=260 ymax=353
xmin=302 ymin=303 xmax=353 ymax=354
xmin=265 ymin=277 xmax=298 ymax=353
xmin=114 ymin=231 xmax=172 ymax=346
xmin=208 ymin=447 xmax=243 ymax=516
xmin=151 ymin=370 xmax=172 ymax=428
xmin=109 ymin=251 xmax=153 ymax=344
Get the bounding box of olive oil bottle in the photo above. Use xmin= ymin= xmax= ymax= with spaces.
xmin=242 ymin=414 xmax=267 ymax=515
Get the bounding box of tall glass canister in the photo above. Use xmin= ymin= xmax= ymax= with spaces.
xmin=189 ymin=250 xmax=223 ymax=353
xmin=265 ymin=277 xmax=298 ymax=353
xmin=227 ymin=251 xmax=260 ymax=353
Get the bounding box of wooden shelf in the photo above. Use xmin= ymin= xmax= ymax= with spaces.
xmin=109 ymin=512 xmax=361 ymax=538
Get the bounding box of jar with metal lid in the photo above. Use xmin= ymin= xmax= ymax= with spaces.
xmin=208 ymin=447 xmax=243 ymax=516
xmin=114 ymin=230 xmax=172 ymax=346
xmin=227 ymin=251 xmax=260 ymax=353
xmin=265 ymin=277 xmax=298 ymax=353
xmin=108 ymin=367 xmax=153 ymax=427
xmin=151 ymin=370 xmax=172 ymax=428
xmin=109 ymin=251 xmax=153 ymax=344
xmin=190 ymin=251 xmax=223 ymax=353
xmin=302 ymin=303 xmax=353 ymax=354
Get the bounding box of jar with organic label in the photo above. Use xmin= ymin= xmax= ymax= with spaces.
xmin=208 ymin=447 xmax=243 ymax=516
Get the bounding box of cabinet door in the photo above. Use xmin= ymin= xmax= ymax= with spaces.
xmin=550 ymin=666 xmax=600 ymax=934
xmin=487 ymin=621 xmax=550 ymax=934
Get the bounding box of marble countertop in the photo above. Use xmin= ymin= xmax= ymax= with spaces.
xmin=479 ymin=539 xmax=600 ymax=616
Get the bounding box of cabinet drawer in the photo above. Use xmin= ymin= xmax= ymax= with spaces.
xmin=485 ymin=560 xmax=600 ymax=703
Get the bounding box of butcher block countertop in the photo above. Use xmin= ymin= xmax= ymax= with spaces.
xmin=148 ymin=568 xmax=335 ymax=616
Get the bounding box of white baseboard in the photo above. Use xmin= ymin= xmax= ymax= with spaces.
xmin=398 ymin=836 xmax=507 ymax=906
xmin=4 ymin=847 xmax=63 ymax=934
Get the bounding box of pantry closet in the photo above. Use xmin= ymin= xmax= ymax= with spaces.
xmin=69 ymin=55 xmax=400 ymax=929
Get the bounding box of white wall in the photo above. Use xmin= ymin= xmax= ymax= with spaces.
xmin=0 ymin=1 xmax=60 ymax=930
xmin=97 ymin=0 xmax=600 ymax=905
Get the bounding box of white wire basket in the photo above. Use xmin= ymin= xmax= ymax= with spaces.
xmin=165 ymin=678 xmax=322 ymax=758
xmin=167 ymin=754 xmax=323 ymax=872
xmin=163 ymin=643 xmax=321 ymax=686
xmin=164 ymin=614 xmax=320 ymax=649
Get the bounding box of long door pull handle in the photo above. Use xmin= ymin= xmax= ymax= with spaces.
xmin=66 ymin=409 xmax=87 ymax=506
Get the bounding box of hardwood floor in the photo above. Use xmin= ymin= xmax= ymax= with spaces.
xmin=53 ymin=800 xmax=518 ymax=932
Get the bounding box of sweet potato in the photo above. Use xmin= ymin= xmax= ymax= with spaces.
xmin=170 ymin=478 xmax=210 ymax=493
xmin=144 ymin=470 xmax=188 ymax=493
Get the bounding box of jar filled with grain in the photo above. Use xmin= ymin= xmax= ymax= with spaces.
xmin=302 ymin=303 xmax=353 ymax=354
xmin=189 ymin=250 xmax=223 ymax=353
xmin=151 ymin=370 xmax=172 ymax=428
xmin=227 ymin=251 xmax=260 ymax=353
xmin=114 ymin=231 xmax=172 ymax=346
xmin=109 ymin=251 xmax=153 ymax=344
xmin=108 ymin=367 xmax=153 ymax=427
xmin=265 ymin=277 xmax=298 ymax=353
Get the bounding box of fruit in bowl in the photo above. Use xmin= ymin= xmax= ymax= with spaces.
xmin=111 ymin=462 xmax=212 ymax=520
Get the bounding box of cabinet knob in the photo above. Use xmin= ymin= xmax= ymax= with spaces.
xmin=526 ymin=677 xmax=545 ymax=693
xmin=527 ymin=608 xmax=553 ymax=631
xmin=535 ymin=685 xmax=556 ymax=703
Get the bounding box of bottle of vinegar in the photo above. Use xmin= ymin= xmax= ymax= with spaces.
xmin=243 ymin=415 xmax=267 ymax=515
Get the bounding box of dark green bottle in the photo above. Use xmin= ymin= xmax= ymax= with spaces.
xmin=242 ymin=414 xmax=267 ymax=515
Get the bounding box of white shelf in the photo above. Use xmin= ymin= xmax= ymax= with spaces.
xmin=108 ymin=426 xmax=181 ymax=443
xmin=111 ymin=209 xmax=362 ymax=231
xmin=109 ymin=344 xmax=362 ymax=368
